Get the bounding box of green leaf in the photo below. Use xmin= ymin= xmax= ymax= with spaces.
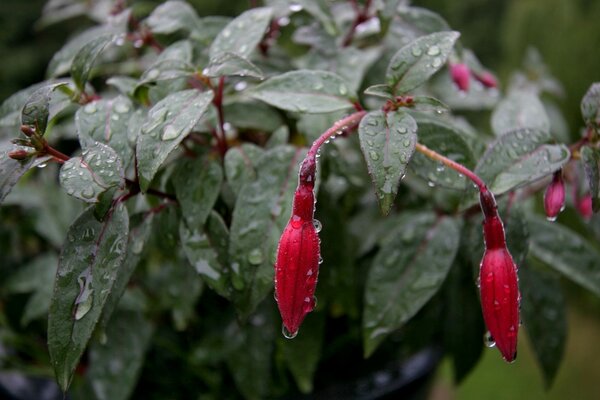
xmin=75 ymin=96 xmax=134 ymax=165
xmin=281 ymin=311 xmax=326 ymax=393
xmin=581 ymin=146 xmax=600 ymax=212
xmin=136 ymin=90 xmax=213 ymax=192
xmin=21 ymin=83 xmax=68 ymax=135
xmin=358 ymin=110 xmax=417 ymax=215
xmin=364 ymin=84 xmax=394 ymax=100
xmin=228 ymin=146 xmax=306 ymax=318
xmin=332 ymin=47 xmax=382 ymax=93
xmin=223 ymin=101 xmax=284 ymax=132
xmin=137 ymin=41 xmax=195 ymax=88
xmin=250 ymin=70 xmax=356 ymax=113
xmin=363 ymin=213 xmax=461 ymax=356
xmin=71 ymin=34 xmax=115 ymax=92
xmin=1 ymin=81 xmax=54 ymax=136
xmin=204 ymin=52 xmax=264 ymax=79
xmin=528 ymin=217 xmax=600 ymax=297
xmin=491 ymin=90 xmax=550 ymax=136
xmin=581 ymin=82 xmax=600 ymax=129
xmin=87 ymin=311 xmax=154 ymax=400
xmin=181 ymin=211 xmax=231 ymax=298
xmin=410 ymin=120 xmax=475 ymax=190
xmin=224 ymin=144 xmax=265 ymax=197
xmin=59 ymin=142 xmax=125 ymax=204
xmin=209 ymin=7 xmax=273 ymax=61
xmin=397 ymin=6 xmax=451 ymax=34
xmin=0 ymin=142 xmax=51 ymax=204
xmin=266 ymin=126 xmax=290 ymax=148
xmin=190 ymin=16 xmax=232 ymax=44
xmin=146 ymin=0 xmax=200 ymax=34
xmin=520 ymin=263 xmax=566 ymax=388
xmin=173 ymin=156 xmax=223 ymax=229
xmin=48 ymin=203 xmax=129 ymax=391
xmin=295 ymin=0 xmax=338 ymax=36
xmin=386 ymin=31 xmax=460 ymax=95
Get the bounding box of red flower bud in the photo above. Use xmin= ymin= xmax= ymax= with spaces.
xmin=450 ymin=63 xmax=471 ymax=92
xmin=8 ymin=149 xmax=32 ymax=160
xmin=20 ymin=125 xmax=35 ymax=137
xmin=474 ymin=71 xmax=498 ymax=88
xmin=544 ymin=171 xmax=565 ymax=221
xmin=576 ymin=194 xmax=593 ymax=220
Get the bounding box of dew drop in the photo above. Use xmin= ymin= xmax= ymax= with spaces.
xmin=282 ymin=324 xmax=298 ymax=339
xmin=162 ymin=125 xmax=179 ymax=140
xmin=431 ymin=57 xmax=442 ymax=68
xmin=222 ymin=29 xmax=231 ymax=38
xmin=411 ymin=46 xmax=422 ymax=57
xmin=546 ymin=215 xmax=557 ymax=222
xmin=289 ymin=3 xmax=303 ymax=12
xmin=37 ymin=163 xmax=47 ymax=169
xmin=427 ymin=45 xmax=440 ymax=56
xmin=312 ymin=219 xmax=322 ymax=233
xmin=369 ymin=151 xmax=380 ymax=160
xmin=339 ymin=84 xmax=348 ymax=96
xmin=234 ymin=81 xmax=247 ymax=91
xmin=81 ymin=187 xmax=95 ymax=199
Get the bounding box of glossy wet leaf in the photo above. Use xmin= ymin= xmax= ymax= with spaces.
xmin=364 ymin=84 xmax=393 ymax=100
xmin=59 ymin=142 xmax=124 ymax=203
xmin=204 ymin=52 xmax=264 ymax=79
xmin=228 ymin=146 xmax=306 ymax=318
xmin=330 ymin=46 xmax=381 ymax=93
xmin=250 ymin=70 xmax=356 ymax=113
xmin=48 ymin=203 xmax=129 ymax=391
xmin=528 ymin=217 xmax=600 ymax=296
xmin=224 ymin=143 xmax=265 ymax=197
xmin=386 ymin=31 xmax=459 ymax=95
xmin=209 ymin=7 xmax=272 ymax=61
xmin=136 ymin=90 xmax=213 ymax=192
xmin=0 ymin=142 xmax=51 ymax=204
xmin=146 ymin=0 xmax=200 ymax=34
xmin=580 ymin=146 xmax=600 ymax=212
xmin=363 ymin=213 xmax=460 ymax=356
xmin=358 ymin=110 xmax=417 ymax=215
xmin=223 ymin=102 xmax=284 ymax=132
xmin=181 ymin=211 xmax=230 ymax=298
xmin=87 ymin=311 xmax=154 ymax=400
xmin=581 ymin=82 xmax=600 ymax=129
xmin=137 ymin=41 xmax=195 ymax=88
xmin=491 ymin=90 xmax=550 ymax=136
xmin=397 ymin=6 xmax=451 ymax=34
xmin=520 ymin=263 xmax=566 ymax=388
xmin=75 ymin=96 xmax=134 ymax=165
xmin=21 ymin=83 xmax=68 ymax=135
xmin=71 ymin=34 xmax=115 ymax=92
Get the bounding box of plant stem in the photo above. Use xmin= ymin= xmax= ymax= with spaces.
xmin=43 ymin=143 xmax=70 ymax=162
xmin=342 ymin=0 xmax=372 ymax=47
xmin=307 ymin=111 xmax=367 ymax=159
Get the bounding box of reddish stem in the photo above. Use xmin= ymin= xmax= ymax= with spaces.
xmin=307 ymin=111 xmax=367 ymax=159
xmin=342 ymin=0 xmax=372 ymax=47
xmin=212 ymin=76 xmax=228 ymax=156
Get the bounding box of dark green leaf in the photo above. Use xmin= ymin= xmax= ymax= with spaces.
xmin=173 ymin=156 xmax=223 ymax=229
xmin=224 ymin=143 xmax=265 ymax=197
xmin=386 ymin=31 xmax=459 ymax=95
xmin=87 ymin=311 xmax=154 ymax=400
xmin=181 ymin=211 xmax=230 ymax=298
xmin=59 ymin=142 xmax=125 ymax=203
xmin=146 ymin=0 xmax=200 ymax=34
xmin=250 ymin=70 xmax=356 ymax=114
xmin=223 ymin=101 xmax=284 ymax=132
xmin=204 ymin=52 xmax=264 ymax=79
xmin=1 ymin=81 xmax=54 ymax=137
xmin=505 ymin=205 xmax=529 ymax=266
xmin=228 ymin=146 xmax=306 ymax=318
xmin=581 ymin=146 xmax=600 ymax=212
xmin=137 ymin=41 xmax=195 ymax=87
xmin=266 ymin=126 xmax=290 ymax=148
xmin=209 ymin=7 xmax=273 ymax=60
xmin=71 ymin=34 xmax=115 ymax=92
xmin=0 ymin=142 xmax=51 ymax=204
xmin=333 ymin=47 xmax=382 ymax=93
xmin=21 ymin=83 xmax=68 ymax=135
xmin=581 ymin=82 xmax=600 ymax=129
xmin=491 ymin=90 xmax=550 ymax=136
xmin=136 ymin=90 xmax=213 ymax=192
xmin=48 ymin=203 xmax=129 ymax=391
xmin=364 ymin=84 xmax=394 ymax=100
xmin=363 ymin=213 xmax=461 ymax=356
xmin=296 ymin=0 xmax=338 ymax=36
xmin=528 ymin=217 xmax=600 ymax=296
xmin=520 ymin=263 xmax=566 ymax=388
xmin=358 ymin=110 xmax=417 ymax=215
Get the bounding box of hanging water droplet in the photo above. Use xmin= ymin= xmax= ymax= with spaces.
xmin=282 ymin=324 xmax=298 ymax=339
xmin=484 ymin=331 xmax=496 ymax=348
xmin=162 ymin=125 xmax=179 ymax=140
xmin=436 ymin=164 xmax=445 ymax=172
xmin=312 ymin=219 xmax=322 ymax=232
xmin=247 ymin=248 xmax=264 ymax=265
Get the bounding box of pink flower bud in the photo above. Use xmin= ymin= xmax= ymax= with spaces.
xmin=474 ymin=71 xmax=498 ymax=88
xmin=8 ymin=149 xmax=32 ymax=160
xmin=450 ymin=63 xmax=471 ymax=92
xmin=544 ymin=171 xmax=565 ymax=221
xmin=576 ymin=194 xmax=593 ymax=220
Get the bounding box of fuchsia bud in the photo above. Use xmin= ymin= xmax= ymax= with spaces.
xmin=8 ymin=149 xmax=32 ymax=160
xmin=544 ymin=170 xmax=565 ymax=221
xmin=474 ymin=71 xmax=498 ymax=88
xmin=450 ymin=63 xmax=471 ymax=92
xmin=478 ymin=189 xmax=520 ymax=362
xmin=576 ymin=194 xmax=593 ymax=220
xmin=274 ymin=156 xmax=321 ymax=338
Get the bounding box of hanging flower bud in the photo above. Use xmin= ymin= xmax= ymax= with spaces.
xmin=478 ymin=189 xmax=520 ymax=362
xmin=576 ymin=194 xmax=593 ymax=220
xmin=450 ymin=63 xmax=471 ymax=92
xmin=474 ymin=71 xmax=498 ymax=88
xmin=544 ymin=171 xmax=565 ymax=221
xmin=274 ymin=156 xmax=321 ymax=338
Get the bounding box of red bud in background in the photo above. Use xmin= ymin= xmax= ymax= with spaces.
xmin=450 ymin=63 xmax=471 ymax=92
xmin=544 ymin=171 xmax=565 ymax=221
xmin=474 ymin=71 xmax=498 ymax=88
xmin=576 ymin=194 xmax=593 ymax=220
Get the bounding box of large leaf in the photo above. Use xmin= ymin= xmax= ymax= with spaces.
xmin=136 ymin=90 xmax=213 ymax=191
xmin=71 ymin=34 xmax=115 ymax=92
xmin=250 ymin=70 xmax=356 ymax=113
xmin=209 ymin=7 xmax=272 ymax=60
xmin=228 ymin=146 xmax=307 ymax=318
xmin=528 ymin=217 xmax=600 ymax=296
xmin=0 ymin=142 xmax=51 ymax=204
xmin=363 ymin=213 xmax=461 ymax=356
xmin=491 ymin=90 xmax=550 ymax=136
xmin=520 ymin=263 xmax=566 ymax=388
xmin=48 ymin=203 xmax=129 ymax=391
xmin=581 ymin=145 xmax=600 ymax=212
xmin=386 ymin=31 xmax=459 ymax=95
xmin=581 ymin=82 xmax=600 ymax=129
xmin=87 ymin=311 xmax=154 ymax=400
xmin=358 ymin=110 xmax=417 ymax=215
xmin=21 ymin=83 xmax=68 ymax=135
xmin=145 ymin=0 xmax=200 ymax=34
xmin=204 ymin=52 xmax=264 ymax=79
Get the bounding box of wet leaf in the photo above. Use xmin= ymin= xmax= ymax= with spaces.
xmin=71 ymin=34 xmax=115 ymax=92
xmin=48 ymin=203 xmax=129 ymax=391
xmin=0 ymin=142 xmax=51 ymax=204
xmin=386 ymin=31 xmax=459 ymax=95
xmin=21 ymin=83 xmax=68 ymax=135
xmin=223 ymin=101 xmax=284 ymax=133
xmin=580 ymin=145 xmax=600 ymax=212
xmin=224 ymin=143 xmax=265 ymax=197
xmin=146 ymin=0 xmax=200 ymax=34
xmin=397 ymin=6 xmax=451 ymax=34
xmin=491 ymin=90 xmax=550 ymax=136
xmin=363 ymin=213 xmax=461 ymax=356
xmin=364 ymin=84 xmax=393 ymax=100
xmin=581 ymin=82 xmax=600 ymax=130
xmin=136 ymin=90 xmax=213 ymax=192
xmin=137 ymin=41 xmax=195 ymax=88
xmin=358 ymin=110 xmax=417 ymax=215
xmin=250 ymin=70 xmax=356 ymax=114
xmin=204 ymin=52 xmax=264 ymax=79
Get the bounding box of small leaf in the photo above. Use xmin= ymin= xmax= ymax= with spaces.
xmin=21 ymin=83 xmax=68 ymax=135
xmin=491 ymin=90 xmax=550 ymax=136
xmin=71 ymin=34 xmax=115 ymax=92
xmin=363 ymin=213 xmax=461 ymax=356
xmin=528 ymin=217 xmax=600 ymax=296
xmin=209 ymin=7 xmax=273 ymax=60
xmin=59 ymin=142 xmax=125 ymax=204
xmin=136 ymin=90 xmax=213 ymax=192
xmin=386 ymin=31 xmax=460 ymax=95
xmin=1 ymin=81 xmax=54 ymax=135
xmin=173 ymin=156 xmax=223 ymax=229
xmin=358 ymin=110 xmax=417 ymax=215
xmin=48 ymin=203 xmax=129 ymax=391
xmin=204 ymin=52 xmax=264 ymax=79
xmin=87 ymin=311 xmax=154 ymax=400
xmin=250 ymin=70 xmax=356 ymax=114
xmin=224 ymin=144 xmax=265 ymax=197
xmin=364 ymin=84 xmax=393 ymax=100
xmin=0 ymin=142 xmax=51 ymax=204
xmin=146 ymin=0 xmax=200 ymax=34
xmin=520 ymin=263 xmax=566 ymax=388
xmin=581 ymin=146 xmax=600 ymax=212
xmin=581 ymin=82 xmax=600 ymax=129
